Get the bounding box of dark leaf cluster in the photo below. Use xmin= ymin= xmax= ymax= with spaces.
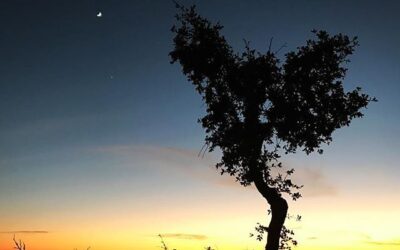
xmin=250 ymin=212 xmax=301 ymax=250
xmin=170 ymin=4 xmax=375 ymax=195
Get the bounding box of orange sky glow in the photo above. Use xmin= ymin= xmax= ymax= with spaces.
xmin=1 ymin=147 xmax=399 ymax=250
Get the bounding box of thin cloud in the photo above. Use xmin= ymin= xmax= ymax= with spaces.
xmin=292 ymin=167 xmax=337 ymax=197
xmin=2 ymin=115 xmax=102 ymax=137
xmin=366 ymin=240 xmax=400 ymax=246
xmin=160 ymin=233 xmax=207 ymax=240
xmin=0 ymin=231 xmax=48 ymax=234
xmin=209 ymin=162 xmax=338 ymax=197
xmin=94 ymin=145 xmax=337 ymax=196
xmin=94 ymin=144 xmax=242 ymax=187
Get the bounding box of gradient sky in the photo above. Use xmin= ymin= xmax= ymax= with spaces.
xmin=1 ymin=1 xmax=399 ymax=250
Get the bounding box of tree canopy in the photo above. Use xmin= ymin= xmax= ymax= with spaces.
xmin=170 ymin=5 xmax=374 ymax=188
xmin=170 ymin=4 xmax=375 ymax=250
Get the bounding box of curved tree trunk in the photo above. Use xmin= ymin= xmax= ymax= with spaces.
xmin=252 ymin=171 xmax=288 ymax=250
xmin=245 ymin=110 xmax=288 ymax=250
xmin=266 ymin=197 xmax=288 ymax=250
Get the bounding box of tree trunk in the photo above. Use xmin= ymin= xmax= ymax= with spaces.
xmin=265 ymin=197 xmax=288 ymax=250
xmin=252 ymin=171 xmax=288 ymax=250
xmin=244 ymin=113 xmax=288 ymax=250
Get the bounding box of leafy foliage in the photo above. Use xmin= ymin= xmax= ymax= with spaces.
xmin=170 ymin=4 xmax=375 ymax=250
xmin=170 ymin=4 xmax=374 ymax=193
xmin=250 ymin=211 xmax=301 ymax=250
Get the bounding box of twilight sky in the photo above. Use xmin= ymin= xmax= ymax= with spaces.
xmin=0 ymin=1 xmax=399 ymax=250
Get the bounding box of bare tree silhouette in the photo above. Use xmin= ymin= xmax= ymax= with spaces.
xmin=170 ymin=4 xmax=376 ymax=250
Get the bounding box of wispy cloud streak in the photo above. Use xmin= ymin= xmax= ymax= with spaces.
xmin=160 ymin=233 xmax=207 ymax=240
xmin=292 ymin=167 xmax=337 ymax=197
xmin=366 ymin=240 xmax=400 ymax=246
xmin=94 ymin=145 xmax=337 ymax=196
xmin=0 ymin=231 xmax=48 ymax=234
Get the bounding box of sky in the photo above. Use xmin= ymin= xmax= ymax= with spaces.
xmin=0 ymin=0 xmax=399 ymax=249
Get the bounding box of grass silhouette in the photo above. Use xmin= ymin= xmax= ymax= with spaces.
xmin=10 ymin=235 xmax=91 ymax=250
xmin=158 ymin=234 xmax=216 ymax=250
xmin=13 ymin=235 xmax=25 ymax=250
xmin=7 ymin=235 xmax=215 ymax=250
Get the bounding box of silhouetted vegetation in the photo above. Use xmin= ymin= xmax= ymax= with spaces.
xmin=250 ymin=211 xmax=301 ymax=250
xmin=8 ymin=236 xmax=90 ymax=250
xmin=13 ymin=235 xmax=26 ymax=250
xmin=170 ymin=4 xmax=375 ymax=250
xmin=159 ymin=234 xmax=175 ymax=250
xmin=7 ymin=235 xmax=210 ymax=250
xmin=158 ymin=234 xmax=215 ymax=250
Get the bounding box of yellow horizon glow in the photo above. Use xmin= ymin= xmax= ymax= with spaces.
xmin=2 ymin=148 xmax=399 ymax=250
xmin=1 ymin=202 xmax=399 ymax=250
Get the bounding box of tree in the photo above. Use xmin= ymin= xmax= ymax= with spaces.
xmin=170 ymin=5 xmax=376 ymax=250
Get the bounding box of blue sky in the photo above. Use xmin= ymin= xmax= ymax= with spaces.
xmin=0 ymin=1 xmax=399 ymax=249
xmin=1 ymin=0 xmax=399 ymax=186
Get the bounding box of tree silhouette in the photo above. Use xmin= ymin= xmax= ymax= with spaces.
xmin=170 ymin=5 xmax=376 ymax=250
